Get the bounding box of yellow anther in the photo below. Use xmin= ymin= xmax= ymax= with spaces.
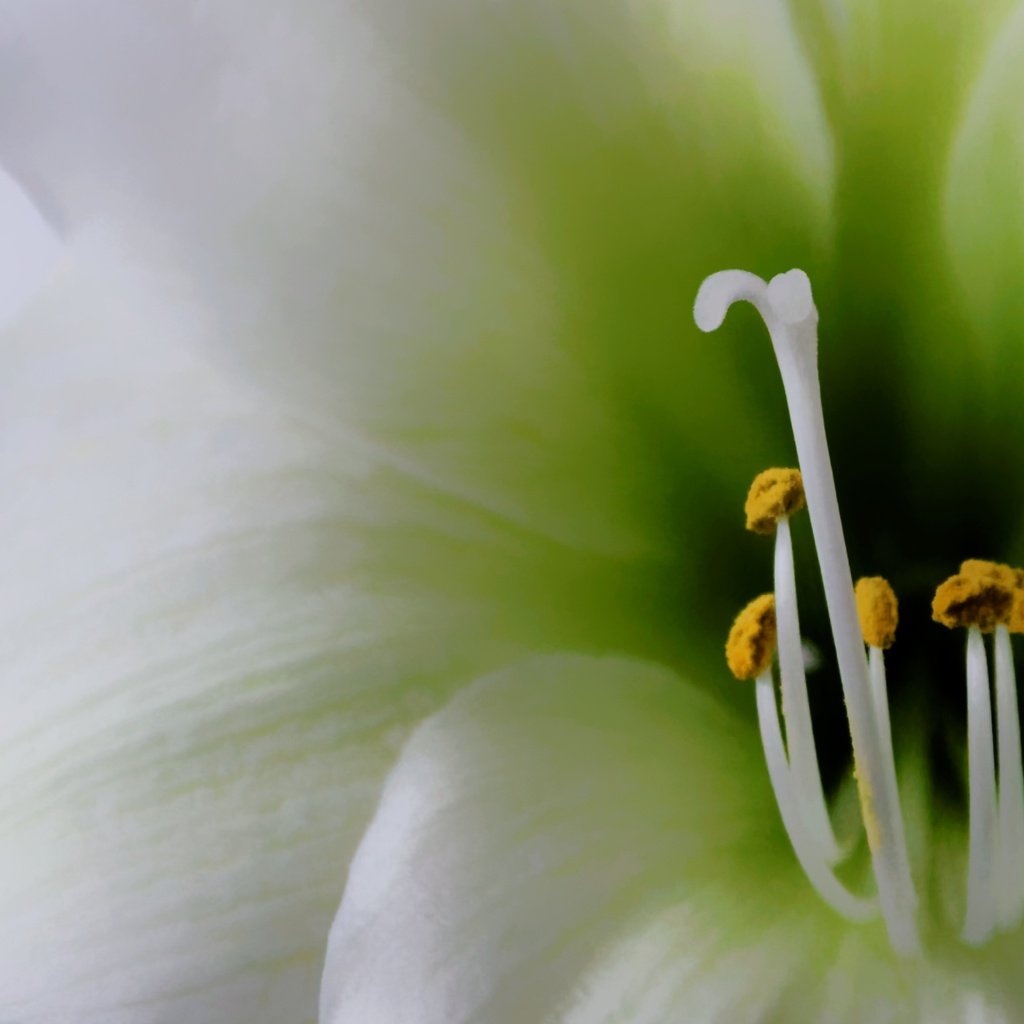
xmin=744 ymin=468 xmax=805 ymax=535
xmin=1012 ymin=591 xmax=1024 ymax=635
xmin=855 ymin=576 xmax=899 ymax=650
xmin=932 ymin=571 xmax=1014 ymax=633
xmin=960 ymin=559 xmax=1021 ymax=588
xmin=726 ymin=593 xmax=777 ymax=680
xmin=960 ymin=560 xmax=1024 ymax=634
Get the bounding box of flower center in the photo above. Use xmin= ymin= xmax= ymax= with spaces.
xmin=696 ymin=269 xmax=1024 ymax=956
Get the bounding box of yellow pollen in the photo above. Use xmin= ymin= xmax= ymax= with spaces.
xmin=1012 ymin=591 xmax=1024 ymax=635
xmin=960 ymin=559 xmax=1024 ymax=634
xmin=725 ymin=593 xmax=777 ymax=681
xmin=855 ymin=576 xmax=899 ymax=650
xmin=960 ymin=559 xmax=1021 ymax=588
xmin=932 ymin=571 xmax=1014 ymax=633
xmin=744 ymin=468 xmax=805 ymax=535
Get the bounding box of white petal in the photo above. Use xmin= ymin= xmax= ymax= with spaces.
xmin=321 ymin=649 xmax=1024 ymax=1024
xmin=0 ymin=233 xmax=505 ymax=1022
xmin=945 ymin=3 xmax=1024 ymax=349
xmin=4 ymin=0 xmax=833 ymax=557
xmin=0 ymin=166 xmax=62 ymax=329
xmin=320 ymin=653 xmax=779 ymax=1024
xmin=559 ymin=900 xmax=1024 ymax=1024
xmin=558 ymin=900 xmax=818 ymax=1024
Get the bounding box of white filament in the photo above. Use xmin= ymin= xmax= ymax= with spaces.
xmin=993 ymin=624 xmax=1024 ymax=930
xmin=755 ymin=671 xmax=876 ymax=922
xmin=868 ymin=644 xmax=916 ymax=910
xmin=695 ymin=268 xmax=919 ymax=954
xmin=775 ymin=516 xmax=840 ymax=863
xmin=963 ymin=626 xmax=998 ymax=946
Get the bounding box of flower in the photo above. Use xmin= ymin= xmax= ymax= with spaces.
xmin=4 ymin=0 xmax=1024 ymax=1021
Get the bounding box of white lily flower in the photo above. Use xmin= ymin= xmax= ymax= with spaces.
xmin=5 ymin=1 xmax=1024 ymax=1022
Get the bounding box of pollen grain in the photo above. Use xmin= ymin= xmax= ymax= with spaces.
xmin=1011 ymin=591 xmax=1024 ymax=635
xmin=745 ymin=468 xmax=805 ymax=535
xmin=960 ymin=560 xmax=1024 ymax=635
xmin=855 ymin=576 xmax=899 ymax=650
xmin=726 ymin=593 xmax=777 ymax=681
xmin=932 ymin=571 xmax=1014 ymax=633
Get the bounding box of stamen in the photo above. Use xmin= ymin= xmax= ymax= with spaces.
xmin=933 ymin=569 xmax=1019 ymax=943
xmin=727 ymin=596 xmax=875 ymax=921
xmin=957 ymin=561 xmax=1024 ymax=928
xmin=962 ymin=626 xmax=999 ymax=945
xmin=856 ymin=577 xmax=916 ymax=910
xmin=747 ymin=470 xmax=840 ymax=862
xmin=696 ymin=269 xmax=919 ymax=954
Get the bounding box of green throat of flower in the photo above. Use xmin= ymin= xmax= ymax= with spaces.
xmin=696 ymin=268 xmax=1024 ymax=958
